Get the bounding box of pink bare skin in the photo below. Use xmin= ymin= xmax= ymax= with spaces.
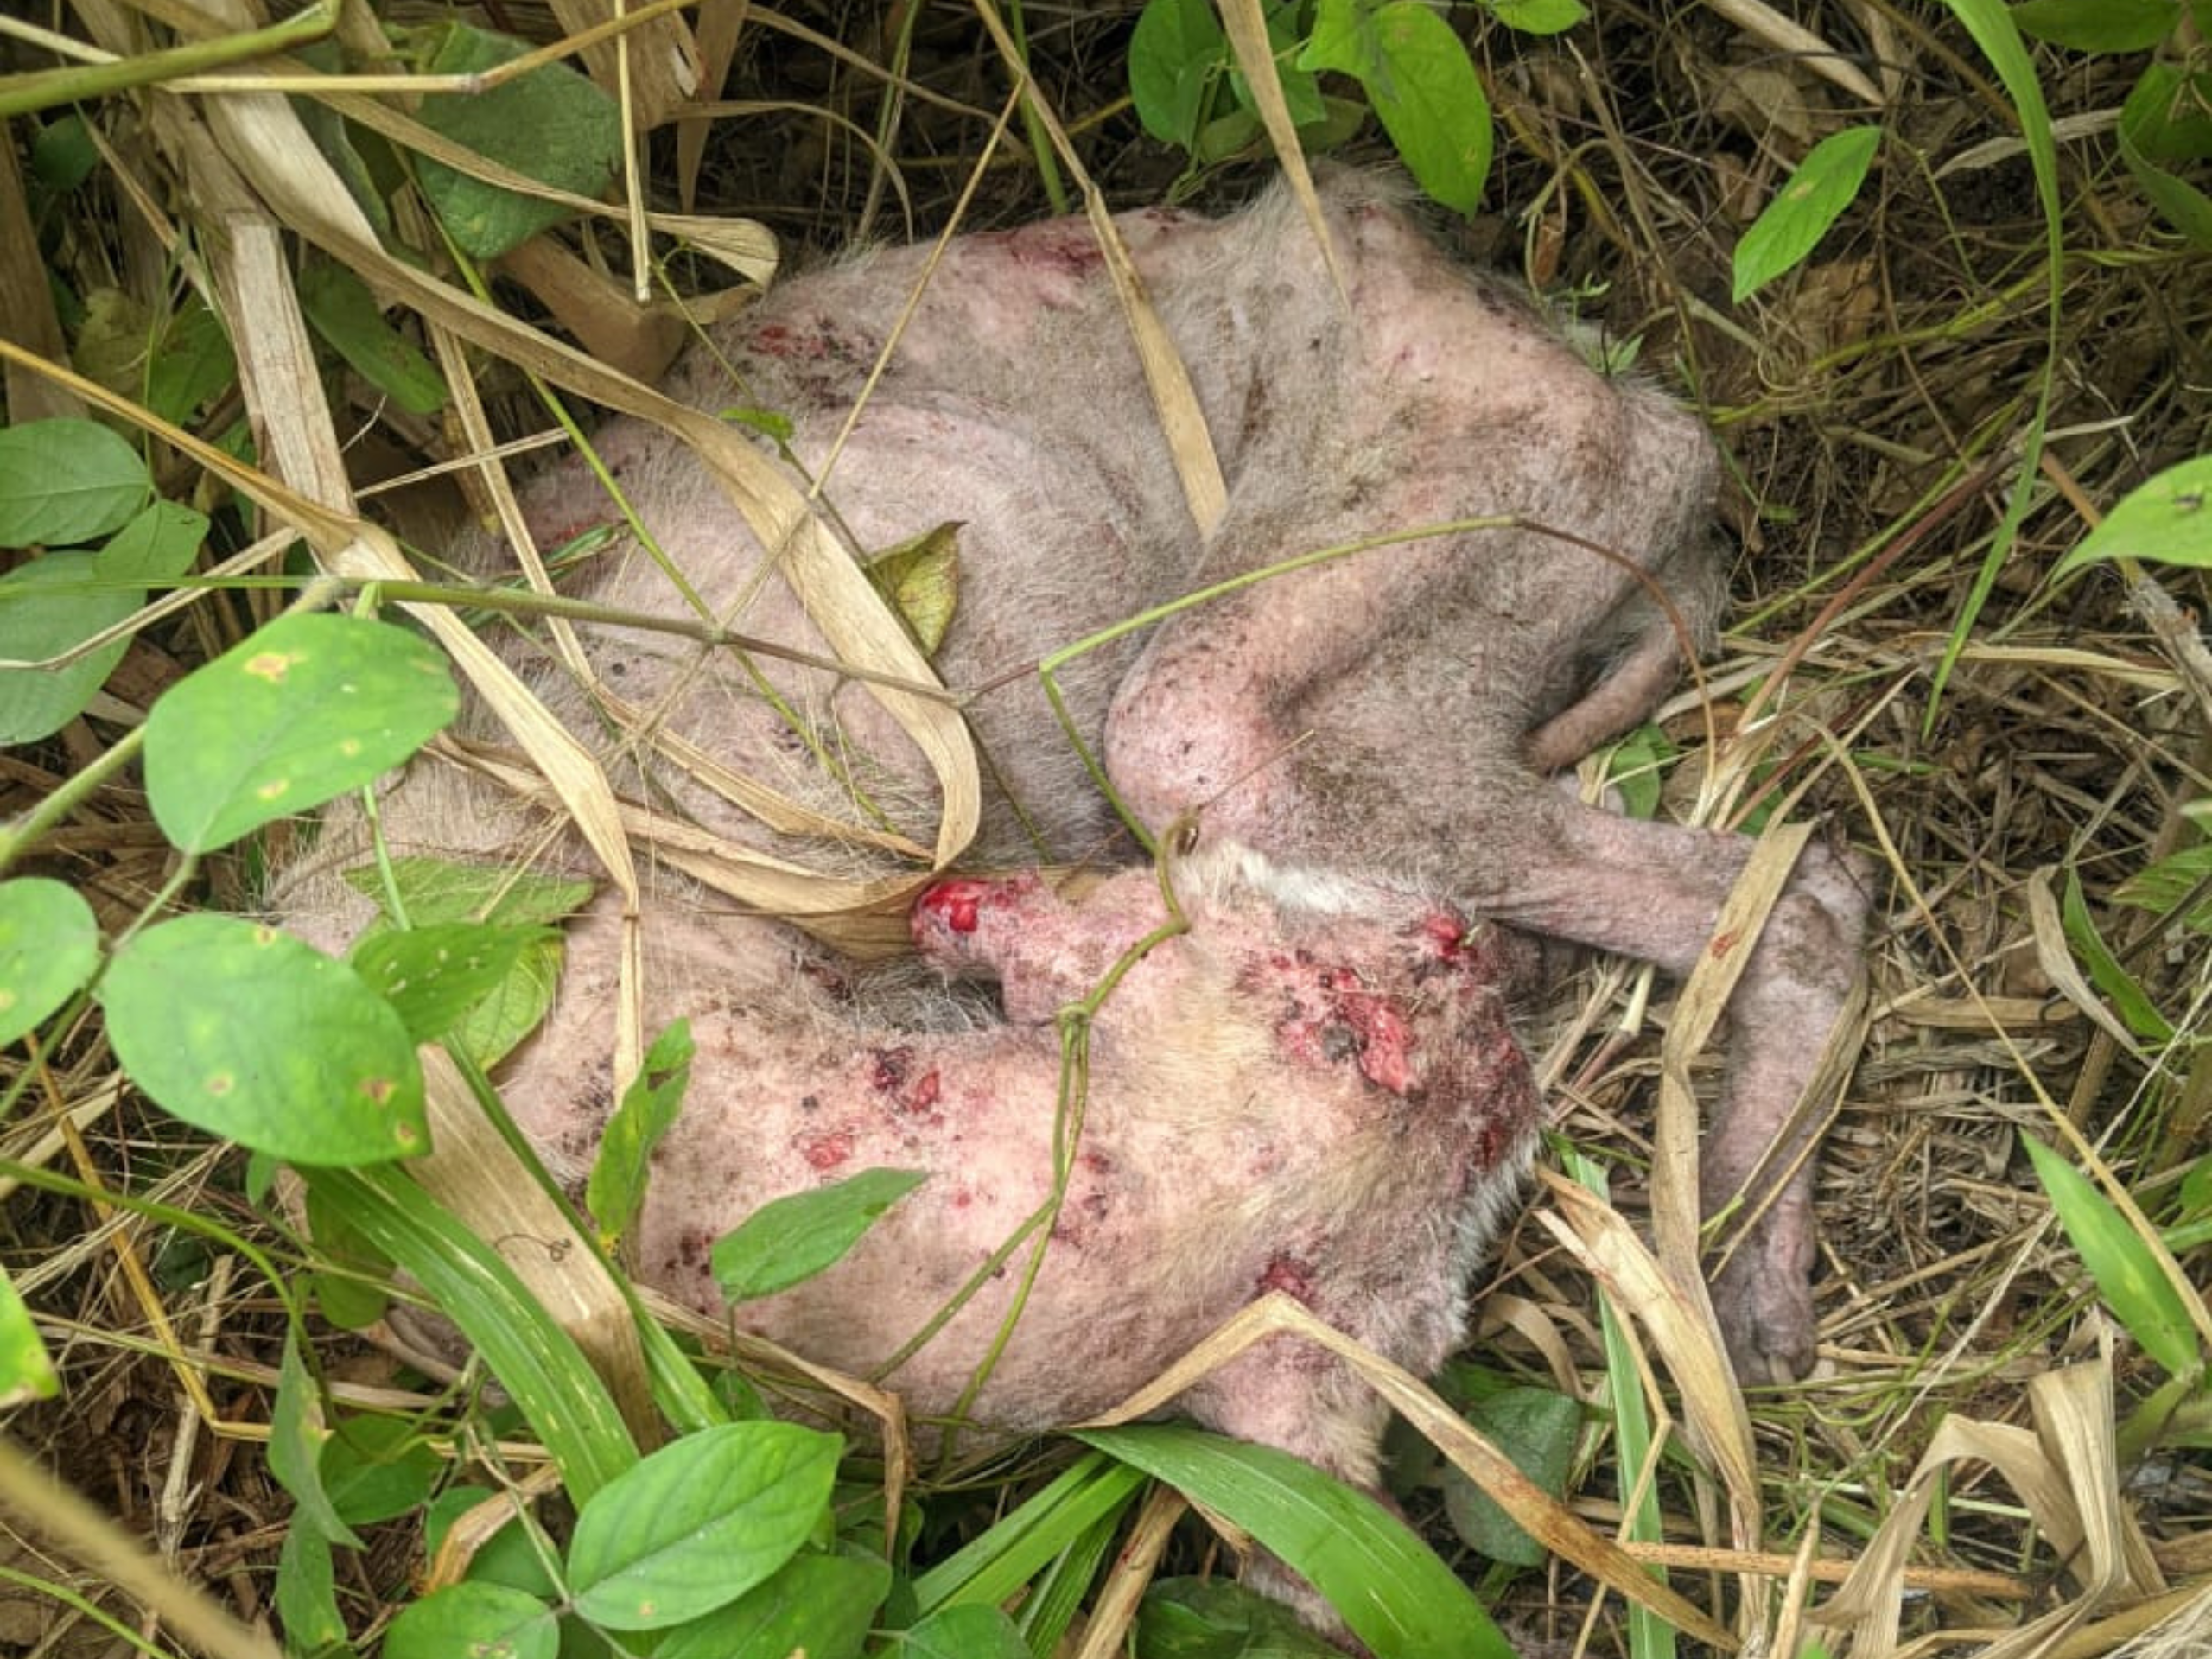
xmin=276 ymin=168 xmax=1866 ymax=1628
xmin=507 ymin=844 xmax=1538 ymax=1479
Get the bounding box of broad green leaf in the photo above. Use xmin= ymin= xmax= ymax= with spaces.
xmin=899 ymin=1604 xmax=1028 ymax=1659
xmin=143 ymin=299 xmax=238 ymax=428
xmin=588 ymin=1020 xmax=695 ymax=1251
xmin=1077 ymin=1425 xmax=1515 ymax=1659
xmin=298 ymin=260 xmax=448 ymax=416
xmin=0 ymin=877 xmax=98 ymax=1045
xmin=143 ymin=613 xmax=458 ymax=854
xmin=0 ymin=417 xmax=149 ymax=545
xmin=1138 ymin=1578 xmax=1341 ymax=1657
xmin=344 ymin=857 xmax=594 ymax=929
xmin=2024 ymin=1135 xmax=2202 ymax=1378
xmin=274 ymin=1519 xmax=346 ymax=1655
xmin=349 ymin=921 xmax=555 ymax=1043
xmin=102 ymin=914 xmax=429 ymax=1165
xmin=568 ymin=1421 xmax=841 ymax=1630
xmin=2059 ymin=868 xmax=2171 ymax=1042
xmin=0 ymin=554 xmax=134 ymax=745
xmin=712 ymin=1167 xmax=927 ymax=1303
xmin=268 ymin=1331 xmax=363 ymax=1549
xmin=409 ymin=22 xmax=623 ymax=261
xmin=2055 ymin=455 xmax=2212 ymax=581
xmin=1485 ymin=0 xmax=1588 ymax=34
xmin=301 ymin=1177 xmax=393 ymax=1332
xmin=0 ymin=1269 xmax=60 ymax=1408
xmin=346 ymin=859 xmax=590 ymax=1064
xmin=1440 ymin=1387 xmax=1582 ymax=1566
xmin=1732 ymin=125 xmax=1881 ymax=302
xmin=1301 ymin=3 xmax=1491 ymax=214
xmin=97 ymin=499 xmax=207 ymax=585
xmin=2118 ymin=64 xmax=2212 ymax=247
xmin=382 ymin=1581 xmax=560 ymax=1659
xmin=657 ymin=1548 xmax=891 ymax=1659
xmin=2009 ymin=0 xmax=2180 ymax=52
xmin=1228 ymin=3 xmax=1328 ymax=130
xmin=321 ymin=1412 xmax=442 ymax=1525
xmin=30 ymin=111 xmax=98 ymax=194
xmin=1130 ymin=0 xmax=1228 ymax=147
xmin=865 ymin=524 xmax=961 ymax=656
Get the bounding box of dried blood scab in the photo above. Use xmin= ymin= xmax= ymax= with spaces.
xmin=1257 ymin=1251 xmax=1320 ymax=1306
xmin=868 ymin=1046 xmax=912 ymax=1091
xmin=797 ymin=1130 xmax=853 ymax=1171
xmin=904 ymin=1069 xmax=942 ymax=1115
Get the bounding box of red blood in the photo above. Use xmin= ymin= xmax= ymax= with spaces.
xmin=1422 ymin=911 xmax=1471 ymax=960
xmin=798 ymin=1131 xmax=853 ymax=1171
xmin=914 ymin=878 xmax=994 ymax=938
xmin=1342 ymin=994 xmax=1416 ymax=1095
xmin=905 ymin=1070 xmax=941 ymax=1113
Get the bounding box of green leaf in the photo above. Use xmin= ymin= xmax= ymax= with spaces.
xmin=2023 ymin=1135 xmax=2202 ymax=1378
xmin=298 ymin=260 xmax=448 ymax=417
xmin=409 ymin=22 xmax=624 ymax=261
xmin=1138 ymin=1578 xmax=1341 ymax=1657
xmin=1130 ymin=0 xmax=1229 ymax=147
xmin=298 ymin=261 xmax=448 ymax=416
xmin=2111 ymin=840 xmax=2212 ymax=931
xmin=2009 ymin=0 xmax=2180 ymax=52
xmin=588 ymin=1020 xmax=695 ymax=1251
xmin=1484 ymin=0 xmax=1588 ymax=35
xmin=97 ymin=499 xmax=207 ymax=585
xmin=711 ymin=1167 xmax=927 ymax=1303
xmin=1300 ymin=3 xmax=1491 ymax=214
xmin=2059 ymin=867 xmax=2172 ymax=1042
xmin=1732 ymin=125 xmax=1881 ymax=302
xmin=381 ymin=1581 xmax=561 ymax=1659
xmin=101 ymin=914 xmax=429 ymax=1165
xmin=865 ymin=524 xmax=961 ymax=657
xmin=346 ymin=860 xmax=590 ymax=1064
xmin=0 ymin=417 xmax=149 ymax=545
xmin=1440 ymin=1387 xmax=1581 ymax=1566
xmin=306 ymin=1162 xmax=639 ymax=1504
xmin=269 ymin=1331 xmax=364 ymax=1549
xmin=143 ymin=299 xmax=238 ymax=429
xmin=302 ymin=1178 xmax=393 ymax=1332
xmin=0 ymin=878 xmax=98 ymax=1045
xmin=909 ymin=1451 xmax=1147 ymax=1615
xmin=344 ymin=857 xmax=595 ymax=930
xmin=2117 ymin=64 xmax=2212 ymax=246
xmin=321 ymin=1412 xmax=442 ymax=1526
xmin=349 ymin=921 xmax=556 ymax=1044
xmin=656 ymin=1548 xmax=891 ymax=1659
xmin=143 ymin=613 xmax=458 ymax=854
xmin=0 ymin=554 xmax=135 ymax=745
xmin=898 ymin=1604 xmax=1029 ymax=1659
xmin=0 ymin=1269 xmax=60 ymax=1408
xmin=1075 ymin=1425 xmax=1516 ymax=1659
xmin=568 ymin=1421 xmax=842 ymax=1630
xmin=275 ymin=1519 xmax=346 ymax=1656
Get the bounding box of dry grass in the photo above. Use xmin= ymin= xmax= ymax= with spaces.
xmin=3 ymin=1 xmax=2209 ymax=1655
